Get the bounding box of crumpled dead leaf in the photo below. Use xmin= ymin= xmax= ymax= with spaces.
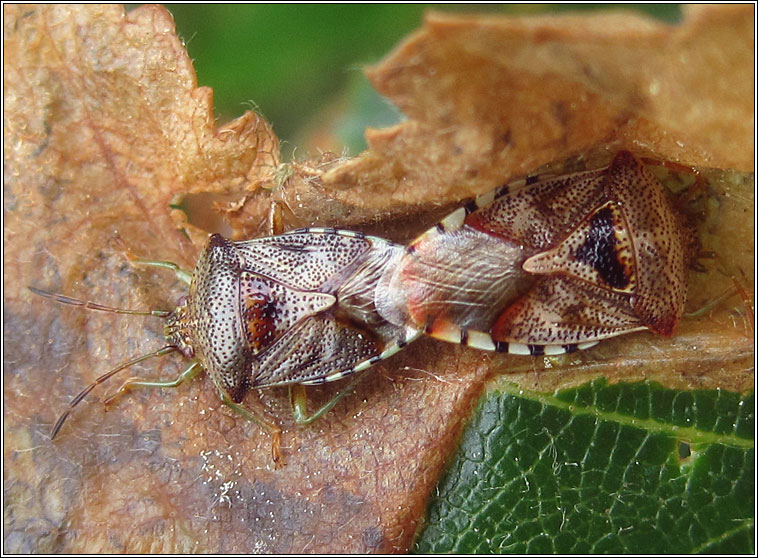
xmin=3 ymin=4 xmax=753 ymax=554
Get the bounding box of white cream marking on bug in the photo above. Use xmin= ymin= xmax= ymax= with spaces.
xmin=465 ymin=330 xmax=496 ymax=351
xmin=543 ymin=345 xmax=567 ymax=356
xmin=440 ymin=207 xmax=466 ymax=231
xmin=508 ymin=343 xmax=532 ymax=356
xmin=378 ymin=342 xmax=405 ymax=360
xmin=431 ymin=321 xmax=463 ymax=344
xmin=405 ymin=325 xmax=420 ymax=340
xmin=349 ymin=360 xmax=373 ymax=374
xmin=475 ymin=190 xmax=496 ymax=208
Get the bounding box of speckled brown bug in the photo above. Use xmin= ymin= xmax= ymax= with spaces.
xmin=375 ymin=150 xmax=693 ymax=355
xmin=33 ymin=229 xmax=420 ymax=463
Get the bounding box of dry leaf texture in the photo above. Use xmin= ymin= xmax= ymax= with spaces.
xmin=4 ymin=4 xmax=754 ymax=553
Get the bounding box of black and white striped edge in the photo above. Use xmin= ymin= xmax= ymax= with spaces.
xmin=300 ymin=325 xmax=422 ymax=385
xmin=428 ymin=320 xmax=599 ymax=356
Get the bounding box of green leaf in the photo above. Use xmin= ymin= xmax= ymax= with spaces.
xmin=414 ymin=380 xmax=754 ymax=554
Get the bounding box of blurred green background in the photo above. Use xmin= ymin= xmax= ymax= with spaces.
xmin=162 ymin=4 xmax=682 ymax=157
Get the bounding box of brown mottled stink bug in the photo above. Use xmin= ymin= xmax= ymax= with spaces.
xmin=34 ymin=229 xmax=421 ymax=463
xmin=375 ymin=150 xmax=693 ymax=356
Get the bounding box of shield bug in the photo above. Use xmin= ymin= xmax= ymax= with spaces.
xmin=375 ymin=150 xmax=693 ymax=356
xmin=34 ymin=229 xmax=420 ymax=462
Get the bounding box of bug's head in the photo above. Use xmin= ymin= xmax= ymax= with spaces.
xmin=164 ymin=296 xmax=195 ymax=359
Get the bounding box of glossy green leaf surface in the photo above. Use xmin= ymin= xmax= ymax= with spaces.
xmin=414 ymin=380 xmax=754 ymax=554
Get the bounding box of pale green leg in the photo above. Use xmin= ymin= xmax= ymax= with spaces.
xmin=103 ymin=361 xmax=203 ymax=406
xmin=290 ymin=372 xmax=368 ymax=425
xmin=132 ymin=259 xmax=193 ymax=286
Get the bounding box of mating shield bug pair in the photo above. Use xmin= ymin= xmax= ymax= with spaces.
xmin=33 ymin=150 xmax=693 ymax=463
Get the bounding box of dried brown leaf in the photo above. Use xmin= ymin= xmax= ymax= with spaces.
xmin=3 ymin=4 xmax=753 ymax=554
xmin=336 ymin=5 xmax=753 ymax=212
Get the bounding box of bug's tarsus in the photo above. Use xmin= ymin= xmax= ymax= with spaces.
xmin=731 ymin=276 xmax=755 ymax=333
xmin=221 ymin=393 xmax=283 ymax=466
xmin=49 ymin=345 xmax=178 ymax=439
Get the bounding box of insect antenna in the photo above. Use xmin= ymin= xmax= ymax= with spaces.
xmin=28 ymin=286 xmax=179 ymax=438
xmin=28 ymin=286 xmax=171 ymax=318
xmin=49 ymin=346 xmax=178 ymax=439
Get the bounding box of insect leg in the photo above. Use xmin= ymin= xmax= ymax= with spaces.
xmin=102 ymin=360 xmax=203 ymax=407
xmin=220 ymin=394 xmax=283 ymax=466
xmin=132 ymin=259 xmax=193 ymax=286
xmin=289 ymin=372 xmax=369 ymax=426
